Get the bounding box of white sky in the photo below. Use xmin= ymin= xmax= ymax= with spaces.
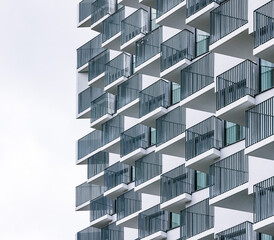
xmin=0 ymin=0 xmax=94 ymax=239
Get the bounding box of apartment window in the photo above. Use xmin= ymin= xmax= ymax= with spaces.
xmin=195 ymin=29 xmax=209 ymax=57
xmin=150 ymin=128 xmax=156 ymax=146
xmin=224 ymin=121 xmax=244 ymax=146
xmin=195 ymin=171 xmax=208 ymax=191
xmin=260 ymin=59 xmax=274 ymax=92
xmin=170 ymin=213 xmax=180 ymax=229
xmin=150 ymin=9 xmax=159 ymax=31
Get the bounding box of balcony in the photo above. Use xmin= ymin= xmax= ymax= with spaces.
xmin=209 ymin=150 xmax=252 ymax=212
xmin=101 ymin=223 xmax=124 ymax=240
xmin=135 ymin=27 xmax=163 ymax=77
xmin=104 ymin=161 xmax=132 ymax=198
xmin=90 ymin=92 xmax=116 ymax=129
xmin=156 ymin=0 xmax=187 ymax=30
xmin=180 ymin=53 xmax=215 ymax=113
xmin=253 ymin=176 xmax=274 ymax=235
xmin=245 ymin=97 xmax=274 ymax=160
xmin=118 ymin=0 xmax=143 ymax=8
xmin=90 ymin=195 xmax=115 ymax=227
xmin=209 ymin=0 xmax=254 ymax=60
xmin=77 ymin=226 xmax=101 ymax=240
xmin=260 ymin=59 xmax=274 ymax=92
xmin=77 ymin=130 xmax=103 ymax=164
xmin=87 ymin=152 xmax=109 ymax=185
xmin=116 ymin=189 xmax=142 ymax=228
xmin=139 ymin=0 xmax=157 ymax=9
xmin=180 ymin=198 xmax=214 ymax=240
xmin=75 ymin=182 xmax=105 ymax=211
xmin=139 ymin=79 xmax=171 ymax=127
xmin=120 ymin=124 xmax=155 ymax=165
xmin=216 ymin=60 xmax=257 ymax=125
xmin=117 ymin=74 xmax=142 ymax=118
xmin=254 ymin=1 xmax=274 ymax=63
xmin=90 ymin=0 xmax=117 ymax=32
xmin=135 ymin=152 xmax=162 ymax=195
xmin=160 ymin=165 xmax=194 ymax=213
xmin=78 ymin=0 xmax=94 ymax=27
xmin=77 ymin=35 xmax=104 ymax=71
xmin=185 ymin=116 xmax=223 ymax=173
xmin=88 ymin=50 xmax=110 ymax=88
xmin=104 ymin=53 xmax=132 ymax=94
xmin=121 ymin=8 xmax=149 ymax=54
xmin=160 ymin=30 xmax=194 ymax=83
xmin=138 ymin=205 xmax=169 ymax=240
xmin=155 ymin=106 xmax=186 ymax=157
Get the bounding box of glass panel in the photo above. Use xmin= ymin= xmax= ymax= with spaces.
xmin=195 ymin=171 xmax=208 ymax=191
xmin=90 ymin=195 xmax=115 ymax=221
xmin=77 ymin=226 xmax=101 ymax=240
xmin=260 ymin=59 xmax=274 ymax=92
xmin=91 ymin=0 xmax=116 ymax=25
xmin=196 ymin=29 xmax=209 ymax=56
xmin=87 ymin=152 xmax=109 ymax=179
xmin=186 ymin=0 xmax=225 ymax=17
xmin=216 ymin=222 xmax=254 ymax=240
xmin=101 ymin=223 xmax=124 ymax=240
xmin=224 ymin=121 xmax=245 ymax=146
xmin=171 ymin=213 xmax=180 ymax=229
xmin=88 ymin=50 xmax=110 ymax=81
xmin=102 ymin=115 xmax=124 ymax=145
xmin=156 ymin=0 xmax=185 ymax=18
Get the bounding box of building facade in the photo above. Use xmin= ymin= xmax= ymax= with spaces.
xmin=75 ymin=0 xmax=274 ymax=239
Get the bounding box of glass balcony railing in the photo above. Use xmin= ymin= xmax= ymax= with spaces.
xmin=196 ymin=29 xmax=210 ymax=56
xmin=117 ymin=74 xmax=142 ymax=109
xmin=78 ymin=130 xmax=103 ymax=160
xmin=77 ymin=226 xmax=101 ymax=240
xmin=121 ymin=8 xmax=149 ymax=45
xmin=161 ymin=30 xmax=195 ymax=72
xmin=91 ymin=0 xmax=116 ymax=25
xmin=135 ymin=152 xmax=162 ymax=186
xmin=138 ymin=205 xmax=170 ymax=239
xmin=156 ymin=0 xmax=185 ymax=18
xmin=77 ymin=35 xmax=104 ymax=69
xmin=102 ymin=7 xmax=125 ymax=43
xmin=120 ymin=124 xmax=152 ymax=157
xmin=117 ymin=189 xmax=142 ymax=220
xmin=161 ymin=165 xmax=195 ymax=203
xmin=172 ymin=82 xmax=181 ymax=104
xmin=79 ymin=0 xmax=94 ymax=23
xmin=216 ymin=222 xmax=254 ymax=240
xmin=210 ymin=0 xmax=248 ymax=44
xmin=87 ymin=152 xmax=109 ymax=179
xmin=224 ymin=121 xmax=245 ymax=146
xmin=254 ymin=176 xmax=274 ymax=223
xmin=180 ymin=198 xmax=214 ymax=239
xmin=76 ymin=182 xmax=105 ymax=207
xmin=181 ymin=53 xmax=214 ymax=100
xmin=254 ymin=1 xmax=274 ymax=48
xmin=209 ymin=150 xmax=248 ymax=198
xmin=216 ymin=60 xmax=258 ymax=110
xmin=102 ymin=115 xmax=124 ymax=145
xmin=156 ymin=106 xmax=186 ymax=146
xmin=185 ymin=116 xmax=223 ymax=160
xmin=246 ymin=97 xmax=274 ymax=147
xmin=101 ymin=223 xmax=124 ymax=240
xmin=260 ymin=59 xmax=274 ymax=92
xmin=104 ymin=162 xmax=132 ymax=191
xmin=105 ymin=53 xmax=132 ymax=87
xmin=139 ymin=79 xmax=171 ymax=118
xmin=136 ymin=27 xmax=162 ymax=67
xmin=88 ymin=50 xmax=110 ymax=82
xmin=90 ymin=93 xmax=116 ymax=123
xmin=90 ymin=195 xmax=115 ymax=221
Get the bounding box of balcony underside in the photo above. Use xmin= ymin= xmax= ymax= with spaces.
xmin=180 ymin=82 xmax=215 ymax=113
xmin=76 ymin=200 xmax=91 ymax=211
xmin=139 ymin=0 xmax=156 ymax=9
xmin=91 ymin=14 xmax=110 ymax=32
xmin=160 ymin=193 xmax=192 ymax=214
xmin=253 ymin=216 xmax=274 ymax=236
xmin=90 ymin=214 xmax=113 ymax=228
xmin=101 ymin=137 xmax=121 ymax=154
xmin=121 ymin=147 xmax=155 ymax=166
xmin=121 ymin=33 xmax=146 ymax=54
xmin=117 ymin=98 xmax=140 ymax=118
xmin=186 ymin=228 xmax=214 ymax=240
xmin=104 ymin=183 xmax=129 ymax=199
xmin=87 ymin=171 xmax=104 ymax=185
xmin=90 ymin=114 xmax=112 ymax=130
xmin=142 ymin=231 xmax=167 ymax=240
xmin=116 ymin=210 xmax=141 ymax=228
xmin=78 ymin=15 xmax=91 ymax=28
xmin=78 ymin=63 xmax=89 ymax=73
xmin=88 ymin=72 xmax=105 ymax=88
xmin=139 ymin=107 xmax=168 ymax=128
xmin=135 ymin=175 xmax=161 ymax=195
xmin=245 ymin=135 xmax=274 ymax=160
xmin=254 ymin=38 xmax=274 ymax=63
xmin=135 ymin=53 xmax=161 ymax=77
xmin=102 ymin=32 xmax=122 ymax=51
xmin=77 ymin=107 xmax=91 ymax=119
xmin=104 ymin=76 xmax=127 ymax=95
xmin=118 ymin=0 xmax=143 ymax=8
xmin=77 ymin=148 xmax=101 ymax=165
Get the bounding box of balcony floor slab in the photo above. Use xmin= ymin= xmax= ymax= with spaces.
xmin=121 ymin=33 xmax=145 ymax=54
xmin=104 ymin=183 xmax=129 ymax=199
xmin=104 ymin=76 xmax=127 ymax=95
xmin=88 ymin=72 xmax=105 ymax=88
xmin=141 ymin=231 xmax=167 ymax=240
xmin=90 ymin=14 xmax=110 ymax=32
xmin=116 ymin=210 xmax=141 ymax=228
xmin=139 ymin=0 xmax=156 ymax=9
xmin=102 ymin=32 xmax=122 ymax=51
xmin=254 ymin=37 xmax=274 ymax=63
xmin=90 ymin=114 xmax=112 ymax=130
xmin=117 ymin=98 xmax=140 ymax=118
xmin=160 ymin=193 xmax=192 ymax=214
xmin=135 ymin=175 xmax=161 ymax=196
xmin=87 ymin=171 xmax=104 ymax=185
xmin=121 ymin=146 xmax=155 ymax=166
xmin=135 ymin=53 xmax=161 ymax=77
xmin=253 ymin=216 xmax=274 ymax=236
xmin=78 ymin=15 xmax=91 ymax=28
xmin=90 ymin=214 xmax=113 ymax=228
xmin=139 ymin=107 xmax=168 ymax=128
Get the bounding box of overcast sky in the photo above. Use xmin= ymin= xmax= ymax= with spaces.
xmin=0 ymin=0 xmax=93 ymax=239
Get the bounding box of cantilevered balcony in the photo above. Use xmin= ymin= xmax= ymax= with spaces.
xmin=77 ymin=226 xmax=101 ymax=240
xmin=77 ymin=130 xmax=103 ymax=164
xmin=209 ymin=150 xmax=252 ymax=212
xmin=135 ymin=27 xmax=163 ymax=77
xmin=180 ymin=198 xmax=214 ymax=240
xmin=90 ymin=0 xmax=117 ymax=32
xmin=75 ymin=182 xmax=105 ymax=211
xmin=185 ymin=116 xmax=223 ymax=173
xmin=160 ymin=30 xmax=194 ymax=83
xmin=245 ymin=97 xmax=274 ymax=160
xmin=90 ymin=195 xmax=115 ymax=227
xmin=138 ymin=205 xmax=170 ymax=240
xmin=155 ymin=106 xmax=186 ymax=157
xmin=180 ymin=53 xmax=215 ymax=112
xmin=104 ymin=161 xmax=132 ymax=198
xmin=216 ymin=60 xmax=257 ymax=125
xmin=78 ymin=0 xmax=94 ymax=27
xmin=88 ymin=50 xmax=110 ymax=88
xmin=121 ymin=8 xmax=149 ymax=54
xmin=139 ymin=79 xmax=171 ymax=127
xmin=254 ymin=1 xmax=274 ymax=63
xmin=135 ymin=152 xmax=162 ymax=195
xmin=104 ymin=53 xmax=132 ymax=94
xmin=117 ymin=74 xmax=142 ymax=118
xmin=77 ymin=35 xmax=104 ymax=71
xmin=209 ymin=0 xmax=254 ymax=60
xmin=116 ymin=189 xmax=142 ymax=228
xmin=120 ymin=124 xmax=155 ymax=165
xmin=90 ymin=92 xmax=116 ymax=129
xmin=160 ymin=165 xmax=194 ymax=213
xmin=101 ymin=223 xmax=124 ymax=240
xmin=156 ymin=0 xmax=187 ymax=30
xmin=87 ymin=152 xmax=109 ymax=185
xmin=253 ymin=176 xmax=274 ymax=235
